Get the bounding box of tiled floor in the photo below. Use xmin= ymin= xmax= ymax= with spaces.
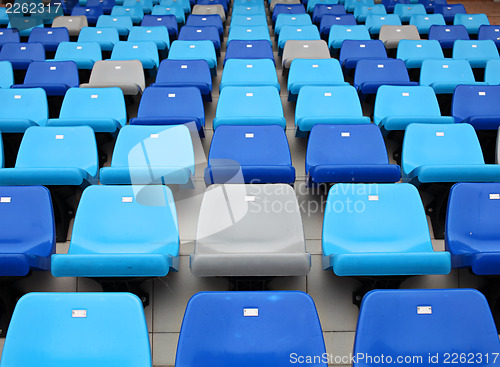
xmin=1 ymin=0 xmax=499 ymax=365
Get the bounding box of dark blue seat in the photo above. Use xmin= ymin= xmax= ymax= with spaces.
xmin=141 ymin=14 xmax=178 ymax=39
xmin=178 ymin=25 xmax=221 ymax=56
xmin=428 ymin=24 xmax=469 ymax=49
xmin=418 ymin=0 xmax=447 ymax=14
xmin=186 ymin=14 xmax=224 ymax=36
xmin=205 ymin=125 xmax=295 ymax=184
xmin=176 ymin=291 xmax=327 ymax=367
xmin=435 ymin=3 xmax=466 ymax=23
xmin=0 ymin=43 xmax=45 ymax=70
xmin=224 ymin=40 xmax=274 ymax=65
xmin=452 ymin=85 xmax=500 ymax=130
xmin=272 ymin=3 xmax=306 ymax=23
xmin=339 ymin=39 xmax=387 ymax=71
xmin=312 ymin=4 xmax=345 ymax=24
xmin=28 ymin=28 xmax=70 ymax=53
xmin=306 ymin=124 xmax=400 ymax=184
xmin=71 ymin=5 xmax=105 ymax=25
xmin=319 ymin=14 xmax=356 ymax=39
xmin=478 ymin=25 xmax=500 ymax=48
xmin=87 ymin=0 xmax=116 ymax=14
xmin=381 ymin=0 xmax=410 ymax=13
xmin=0 ymin=29 xmax=20 ymax=50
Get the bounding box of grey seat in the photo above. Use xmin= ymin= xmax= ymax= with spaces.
xmin=282 ymin=40 xmax=330 ymax=69
xmin=52 ymin=16 xmax=88 ymax=37
xmin=270 ymin=0 xmax=301 ymax=11
xmin=379 ymin=25 xmax=420 ymax=49
xmin=192 ymin=5 xmax=226 ymax=23
xmin=80 ymin=60 xmax=145 ymax=96
xmin=191 ymin=184 xmax=311 ymax=277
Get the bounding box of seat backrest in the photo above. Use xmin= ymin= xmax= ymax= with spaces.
xmin=88 ymin=60 xmax=146 ymax=92
xmin=354 ymin=289 xmax=500 ymax=367
xmin=0 ymin=60 xmax=13 ymax=88
xmin=409 ymin=13 xmax=446 ymax=33
xmin=54 ymin=41 xmax=102 ymax=65
xmin=156 ymin=59 xmax=211 ymax=85
xmin=396 ymin=39 xmax=444 ymax=62
xmin=296 ymin=85 xmax=364 ymax=117
xmin=379 ymin=25 xmax=420 ymax=45
xmin=128 ymin=26 xmax=170 ymax=47
xmin=23 ymin=61 xmax=79 ymax=87
xmin=0 ymin=88 xmax=48 ymax=126
xmin=339 ymin=39 xmax=387 ymax=64
xmin=110 ymin=40 xmax=159 ymax=67
xmin=329 ymin=25 xmax=370 ymax=48
xmin=354 ymin=58 xmax=411 ymax=87
xmin=478 ymin=25 xmax=500 ymax=45
xmin=485 ymin=59 xmax=500 ymax=84
xmin=28 ymin=27 xmax=70 ymax=46
xmin=0 ymin=42 xmax=45 ymax=62
xmin=453 ymin=39 xmax=499 ymax=60
xmin=365 ymin=14 xmax=402 ymax=29
xmin=78 ymin=26 xmax=120 ymax=48
xmin=452 ymin=85 xmax=500 ymax=122
xmin=420 ymin=59 xmax=475 ymax=85
xmin=282 ymin=40 xmax=330 ymax=67
xmin=0 ymin=292 xmax=151 ymax=367
xmin=216 ymin=86 xmax=283 ymax=119
xmin=176 ymin=291 xmax=326 ymax=367
xmin=454 ymin=13 xmax=489 ymax=32
xmin=428 ymin=24 xmax=469 ymax=42
xmin=0 ymin=29 xmax=20 ymax=46
xmin=96 ymin=14 xmax=133 ymax=31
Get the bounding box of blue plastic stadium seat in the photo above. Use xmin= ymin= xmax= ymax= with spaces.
xmin=365 ymin=14 xmax=402 ymax=35
xmin=0 ymin=7 xmax=8 ymax=26
xmin=306 ymin=124 xmax=401 ymax=184
xmin=328 ymin=25 xmax=371 ymax=50
xmin=272 ymin=3 xmax=306 ymax=23
xmin=220 ymin=58 xmax=279 ymax=92
xmin=307 ymin=0 xmax=339 ymax=13
xmin=186 ymin=14 xmax=223 ymax=36
xmin=453 ymin=39 xmax=499 ymax=68
xmin=230 ymin=14 xmax=268 ymax=32
xmin=435 ymin=3 xmax=466 ymax=23
xmin=295 ymin=86 xmax=370 ymax=135
xmin=12 ymin=61 xmax=78 ymax=96
xmin=111 ymin=4 xmax=144 ymax=23
xmin=0 ymin=88 xmax=48 ymax=133
xmin=394 ymin=3 xmax=426 ymax=22
xmin=0 ymin=293 xmax=151 ymax=366
xmin=428 ymin=24 xmax=469 ymax=49
xmin=153 ymin=59 xmax=212 ymax=100
xmin=287 ymin=58 xmax=347 ymax=99
xmin=78 ymin=26 xmax=119 ymax=51
xmin=176 ymin=292 xmax=325 ymax=366
xmin=339 ymin=39 xmax=387 ymax=70
xmin=168 ymin=40 xmax=217 ymax=75
xmin=354 ymin=4 xmax=386 ymax=23
xmin=51 ymin=185 xmax=179 ymax=276
xmin=54 ymin=42 xmax=102 ymax=69
xmin=0 ymin=42 xmax=45 ymax=70
xmin=402 ymin=123 xmax=500 ymax=184
xmin=224 ymin=40 xmax=274 ymax=64
xmin=454 ymin=13 xmax=489 ymax=34
xmin=354 ymin=289 xmax=500 ymax=367
xmin=451 ymin=85 xmax=500 ymax=130
xmin=197 ymin=0 xmax=227 ymax=13
xmin=71 ymin=5 xmax=104 ymax=24
xmin=446 ymin=183 xmax=500 ymax=274
xmin=345 ymin=0 xmax=374 ymax=13
xmin=485 ymin=59 xmax=500 ymax=84
xmin=354 ymin=58 xmax=418 ymax=97
xmin=128 ymin=26 xmax=170 ymax=52
xmin=160 ymin=0 xmax=190 ymax=14
xmin=8 ymin=18 xmax=44 ymax=38
xmin=47 ymin=87 xmax=126 ymax=133
xmin=312 ymin=4 xmax=345 ymax=25
xmin=130 ymin=87 xmax=205 ymax=133
xmin=0 ymin=29 xmax=20 ymax=50
xmin=382 ymin=0 xmax=410 ymax=13
xmin=323 ymin=183 xmax=451 ymax=275
xmin=374 ymin=85 xmax=454 ymax=132
xmin=179 ymin=25 xmax=221 ymax=56
xmin=213 ymin=86 xmax=285 ymax=130
xmin=141 ymin=14 xmax=178 ymax=39
xmin=110 ymin=40 xmax=159 ymax=69
xmin=0 ymin=126 xmax=98 ymax=186
xmin=0 ymin=61 xmax=13 ymax=89
xmin=410 ymin=13 xmax=445 ymax=34
xmin=205 ymin=125 xmax=295 ymax=184
xmin=478 ymin=25 xmax=500 ymax=48
xmin=100 ymin=125 xmax=194 ymax=185
xmin=319 ymin=15 xmax=356 ymax=39
xmin=0 ymin=186 xmax=55 ymax=276
xmin=277 ymin=25 xmax=320 ymax=52
xmin=228 ymin=25 xmax=272 ymax=48
xmin=420 ymin=59 xmax=485 ymax=94
xmin=418 ymin=0 xmax=447 ymax=13
xmin=28 ymin=27 xmax=69 ymax=53
xmin=396 ymin=39 xmax=444 ymax=69
xmin=87 ymin=0 xmax=116 ymax=13
xmin=96 ymin=14 xmax=133 ymax=36
xmin=124 ymin=0 xmax=153 ymax=13
xmin=152 ymin=4 xmax=185 ymax=23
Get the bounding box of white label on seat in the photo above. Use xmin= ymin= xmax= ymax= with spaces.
xmin=56 ymin=135 xmax=64 ymax=139
xmin=246 ymin=64 xmax=253 ymax=68
xmin=247 ymin=29 xmax=252 ymax=32
xmin=21 ymin=47 xmax=26 ymax=50
xmin=327 ymin=6 xmax=332 ymax=9
xmin=381 ymin=17 xmax=385 ymax=20
xmin=436 ymin=131 xmax=444 ymax=136
xmin=360 ymin=44 xmax=366 ymax=48
xmin=113 ymin=18 xmax=118 ymax=21
xmin=246 ymin=92 xmax=253 ymax=97
xmin=48 ymin=31 xmax=53 ymax=34
xmin=297 ymin=29 xmax=302 ymax=32
xmin=190 ymin=45 xmax=196 ymax=48
xmin=247 ymin=17 xmax=251 ymax=20
xmin=202 ymin=17 xmax=207 ymax=20
xmin=77 ymin=46 xmax=82 ymax=49
xmin=396 ymin=28 xmax=401 ymax=32
xmin=72 ymin=310 xmax=87 ymax=318
xmin=303 ymin=44 xmax=309 ymax=48
xmin=377 ymin=64 xmax=384 ymax=68
xmin=247 ymin=44 xmax=252 ymax=48
xmin=469 ymin=17 xmax=473 ymax=20
xmin=292 ymin=17 xmax=296 ymax=20
xmin=97 ymin=30 xmax=102 ymax=34
xmin=245 ymin=133 xmax=254 ymax=138
xmin=181 ymin=65 xmax=188 ymax=68
xmin=324 ymin=92 xmax=332 ymax=96
xmin=156 ymin=18 xmax=162 ymax=21
xmin=402 ymin=92 xmax=409 ymax=96
xmin=115 ymin=66 xmax=122 ymax=69
xmin=424 ymin=17 xmax=429 ymax=20
xmin=445 ymin=28 xmax=450 ymax=32
xmin=368 ymin=195 xmax=379 ymax=201
xmin=147 ymin=30 xmax=152 ymax=33
xmin=443 ymin=64 xmax=449 ymax=68
xmin=341 ymin=132 xmax=350 ymax=137
xmin=417 ymin=306 xmax=432 ymax=314
xmin=50 ymin=66 xmax=57 ymax=70
xmin=287 ymin=7 xmax=291 ymax=9
xmin=447 ymin=7 xmax=451 ymax=9
xmin=244 ymin=308 xmax=258 ymax=317
xmin=416 ymin=44 xmax=422 ymax=48
xmin=479 ymin=91 xmax=486 ymax=96
xmin=150 ymin=133 xmax=159 ymax=138
xmin=244 ymin=196 xmax=255 ymax=202
xmin=312 ymin=64 xmax=319 ymax=68
xmin=14 ymin=95 xmax=21 ymax=99
xmin=122 ymin=197 xmax=133 ymax=203
xmin=68 ymin=19 xmax=73 ymax=21
xmin=472 ymin=44 xmax=477 ymax=48
xmin=0 ymin=33 xmax=3 ymax=35
xmin=197 ymin=29 xmax=202 ymax=32
xmin=86 ymin=8 xmax=90 ymax=11
xmin=496 ymin=29 xmax=500 ymax=32
xmin=133 ymin=45 xmax=139 ymax=49
xmin=490 ymin=194 xmax=500 ymax=200
xmin=0 ymin=197 xmax=11 ymax=203
xmin=347 ymin=29 xmax=352 ymax=32
xmin=247 ymin=7 xmax=251 ymax=9
xmin=336 ymin=17 xmax=340 ymax=20
xmin=91 ymin=94 xmax=98 ymax=98
xmin=168 ymin=93 xmax=176 ymax=97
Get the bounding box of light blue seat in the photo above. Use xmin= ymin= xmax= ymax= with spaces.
xmin=124 ymin=0 xmax=153 ymax=13
xmin=277 ymin=24 xmax=320 ymax=51
xmin=152 ymin=4 xmax=185 ymax=23
xmin=168 ymin=40 xmax=217 ymax=75
xmin=176 ymin=292 xmax=325 ymax=366
xmin=396 ymin=39 xmax=444 ymax=69
xmin=128 ymin=26 xmax=170 ymax=51
xmin=100 ymin=125 xmax=194 ymax=185
xmin=374 ymin=85 xmax=454 ymax=131
xmin=409 ymin=14 xmax=445 ymax=35
xmin=78 ymin=26 xmax=119 ymax=52
xmin=402 ymin=123 xmax=500 ymax=184
xmin=111 ymin=4 xmax=145 ymax=23
xmin=354 ymin=289 xmax=500 ymax=367
xmin=230 ymin=14 xmax=268 ymax=30
xmin=96 ymin=15 xmax=133 ymax=36
xmin=54 ymin=41 xmax=102 ymax=69
xmin=47 ymin=87 xmax=126 ymax=133
xmin=295 ymin=86 xmax=370 ymax=135
xmin=322 ymin=183 xmax=451 ymax=276
xmin=0 ymin=88 xmax=47 ymax=133
xmin=160 ymin=0 xmax=190 ymax=14
xmin=274 ymin=14 xmax=312 ymax=36
xmin=111 ymin=41 xmax=159 ymax=69
xmin=420 ymin=59 xmax=485 ymax=94
xmin=485 ymin=59 xmax=500 ymax=85
xmin=328 ymin=25 xmax=371 ymax=50
xmin=51 ymin=185 xmax=180 ymax=277
xmin=454 ymin=13 xmax=489 ymax=35
xmin=0 ymin=293 xmax=151 ymax=366
xmin=306 ymin=0 xmax=339 ymax=13
xmin=354 ymin=5 xmax=386 ymax=23
xmin=0 ymin=7 xmax=8 ymax=26
xmin=220 ymin=59 xmax=279 ymax=92
xmin=8 ymin=18 xmax=44 ymax=38
xmin=287 ymin=58 xmax=347 ymax=100
xmin=345 ymin=0 xmax=374 ymax=13
xmin=0 ymin=61 xmax=13 ymax=88
xmin=365 ymin=14 xmax=401 ymax=35
xmin=452 ymin=39 xmax=499 ymax=68
xmin=213 ymin=86 xmax=286 ymax=130
xmin=394 ymin=3 xmax=426 ymax=23
xmin=0 ymin=126 xmax=98 ymax=186
xmin=227 ymin=25 xmax=271 ymax=46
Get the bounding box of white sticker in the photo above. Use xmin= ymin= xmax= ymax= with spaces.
xmin=244 ymin=196 xmax=255 ymax=202
xmin=436 ymin=131 xmax=444 ymax=136
xmin=402 ymin=92 xmax=409 ymax=96
xmin=56 ymin=135 xmax=64 ymax=139
xmin=416 ymin=44 xmax=422 ymax=48
xmin=246 ymin=29 xmax=252 ymax=32
xmin=122 ymin=197 xmax=133 ymax=203
xmin=469 ymin=17 xmax=473 ymax=20
xmin=197 ymin=29 xmax=202 ymax=32
xmin=368 ymin=195 xmax=379 ymax=201
xmin=113 ymin=18 xmax=118 ymax=21
xmin=115 ymin=66 xmax=122 ymax=69
xmin=202 ymin=17 xmax=207 ymax=20
xmin=312 ymin=64 xmax=319 ymax=68
xmin=347 ymin=29 xmax=352 ymax=32
xmin=479 ymin=91 xmax=486 ymax=96
xmin=189 ymin=44 xmax=196 ymax=49
xmin=91 ymin=94 xmax=98 ymax=98
xmin=50 ymin=66 xmax=57 ymax=70
xmin=72 ymin=309 xmax=87 ymax=318
xmin=48 ymin=31 xmax=53 ymax=34
xmin=150 ymin=133 xmax=159 ymax=138
xmin=303 ymin=44 xmax=309 ymax=48
xmin=360 ymin=44 xmax=365 ymax=48
xmin=496 ymin=29 xmax=499 ymax=32
xmin=246 ymin=92 xmax=253 ymax=97
xmin=246 ymin=44 xmax=252 ymax=47
xmin=168 ymin=93 xmax=176 ymax=97
xmin=297 ymin=28 xmax=302 ymax=32
xmin=381 ymin=17 xmax=385 ymax=20
xmin=472 ymin=44 xmax=477 ymax=48
xmin=14 ymin=95 xmax=21 ymax=99
xmin=443 ymin=64 xmax=449 ymax=68
xmin=291 ymin=17 xmax=296 ymax=20
xmin=396 ymin=28 xmax=401 ymax=32
xmin=244 ymin=308 xmax=258 ymax=316
xmin=324 ymin=92 xmax=332 ymax=96
xmin=246 ymin=17 xmax=251 ymax=20
xmin=133 ymin=45 xmax=139 ymax=49
xmin=417 ymin=306 xmax=432 ymax=314
xmin=336 ymin=17 xmax=340 ymax=19
xmin=341 ymin=132 xmax=350 ymax=137
xmin=0 ymin=197 xmax=11 ymax=203
xmin=424 ymin=17 xmax=429 ymax=20
xmin=77 ymin=46 xmax=82 ymax=49
xmin=445 ymin=28 xmax=450 ymax=32
xmin=490 ymin=194 xmax=500 ymax=200
xmin=181 ymin=65 xmax=188 ymax=68
xmin=97 ymin=30 xmax=102 ymax=34
xmin=21 ymin=46 xmax=26 ymax=50
xmin=245 ymin=133 xmax=254 ymax=138
xmin=246 ymin=64 xmax=253 ymax=68
xmin=377 ymin=64 xmax=384 ymax=68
